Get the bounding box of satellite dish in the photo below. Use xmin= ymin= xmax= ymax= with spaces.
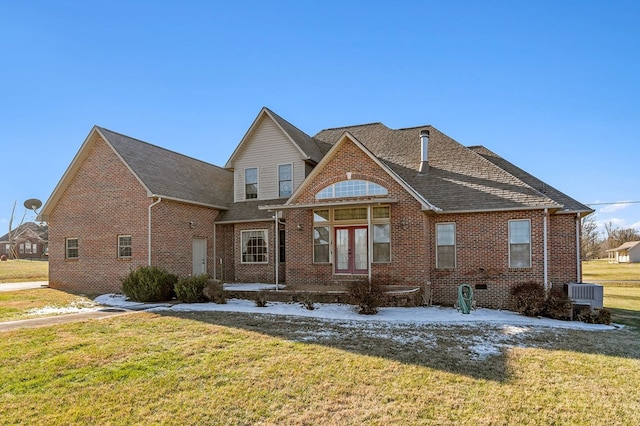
xmin=24 ymin=198 xmax=43 ymax=211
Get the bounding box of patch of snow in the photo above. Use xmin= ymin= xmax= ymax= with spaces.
xmin=94 ymin=293 xmax=617 ymax=331
xmin=28 ymin=300 xmax=99 ymax=316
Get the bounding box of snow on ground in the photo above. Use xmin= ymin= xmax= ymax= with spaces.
xmin=94 ymin=289 xmax=615 ymax=331
xmin=90 ymin=286 xmax=618 ymax=361
xmin=28 ymin=300 xmax=99 ymax=316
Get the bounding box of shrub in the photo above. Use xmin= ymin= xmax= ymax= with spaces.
xmin=203 ymin=279 xmax=226 ymax=304
xmin=300 ymin=294 xmax=315 ymax=311
xmin=255 ymin=291 xmax=268 ymax=307
xmin=348 ymin=279 xmax=384 ymax=315
xmin=510 ymin=282 xmax=545 ymax=317
xmin=577 ymin=307 xmax=612 ymax=325
xmin=542 ymin=288 xmax=573 ymax=321
xmin=174 ymin=274 xmax=209 ymax=303
xmin=121 ymin=266 xmax=178 ymax=302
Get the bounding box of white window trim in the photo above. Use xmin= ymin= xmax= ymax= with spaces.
xmin=277 ymin=162 xmax=293 ymax=198
xmin=244 ymin=167 xmax=259 ymax=201
xmin=241 ymin=229 xmax=268 ymax=264
xmin=508 ymin=219 xmax=532 ymax=268
xmin=436 ymin=222 xmax=456 ymax=269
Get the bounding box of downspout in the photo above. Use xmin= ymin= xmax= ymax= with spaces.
xmin=576 ymin=213 xmax=582 ymax=282
xmin=543 ymin=208 xmax=548 ymax=292
xmin=148 ymin=197 xmax=162 ymax=266
xmin=213 ymin=222 xmax=217 ymax=280
xmin=274 ymin=211 xmax=279 ymax=290
xmin=367 ymin=205 xmax=372 ymax=285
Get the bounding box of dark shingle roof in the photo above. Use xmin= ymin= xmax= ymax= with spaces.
xmin=98 ymin=127 xmax=233 ymax=208
xmin=0 ymin=222 xmax=48 ymax=242
xmin=265 ymin=108 xmax=326 ymax=164
xmin=468 ymin=145 xmax=592 ymax=213
xmin=216 ymin=198 xmax=288 ymax=223
xmin=314 ymin=123 xmax=584 ymax=213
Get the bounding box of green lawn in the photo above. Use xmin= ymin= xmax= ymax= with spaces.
xmin=582 ymin=258 xmax=640 ymax=282
xmin=582 ymin=259 xmax=640 ymax=328
xmin=0 ymin=311 xmax=639 ymax=425
xmin=0 ymin=260 xmax=638 ymax=423
xmin=0 ymin=259 xmax=48 ymax=283
xmin=0 ymin=289 xmax=96 ymax=322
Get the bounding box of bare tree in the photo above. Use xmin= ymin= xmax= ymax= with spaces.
xmin=603 ymin=220 xmax=640 ymax=250
xmin=581 ymin=214 xmax=602 ymax=260
xmin=7 ymin=201 xmax=27 ymax=259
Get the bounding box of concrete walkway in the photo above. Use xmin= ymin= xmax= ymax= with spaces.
xmin=0 ymin=308 xmax=136 ymax=332
xmin=0 ymin=281 xmax=49 ymax=292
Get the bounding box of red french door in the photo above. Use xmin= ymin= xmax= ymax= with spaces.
xmin=335 ymin=226 xmax=368 ymax=274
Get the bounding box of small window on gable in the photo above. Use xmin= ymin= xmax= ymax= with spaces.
xmin=245 ymin=168 xmax=258 ymax=200
xmin=278 ymin=164 xmax=292 ymax=197
xmin=316 ymin=180 xmax=387 ymax=200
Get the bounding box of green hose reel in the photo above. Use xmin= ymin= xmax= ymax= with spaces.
xmin=458 ymin=284 xmax=474 ymax=314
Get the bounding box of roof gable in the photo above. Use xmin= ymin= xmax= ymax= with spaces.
xmin=41 ymin=126 xmax=233 ymax=220
xmin=224 ymin=107 xmax=324 ymax=168
xmin=98 ymin=128 xmax=233 ymax=208
xmin=286 ymin=132 xmax=438 ymax=210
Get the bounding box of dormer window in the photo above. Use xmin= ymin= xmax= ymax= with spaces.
xmin=245 ymin=168 xmax=258 ymax=200
xmin=315 ymin=180 xmax=387 ymax=200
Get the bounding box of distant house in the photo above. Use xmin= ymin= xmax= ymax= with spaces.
xmin=0 ymin=222 xmax=48 ymax=259
xmin=606 ymin=241 xmax=640 ymax=263
xmin=40 ymin=107 xmax=593 ymax=308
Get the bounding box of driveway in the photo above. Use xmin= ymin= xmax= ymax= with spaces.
xmin=0 ymin=281 xmax=49 ymax=292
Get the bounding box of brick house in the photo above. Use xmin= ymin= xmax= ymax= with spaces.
xmin=40 ymin=107 xmax=592 ymax=308
xmin=0 ymin=222 xmax=48 ymax=259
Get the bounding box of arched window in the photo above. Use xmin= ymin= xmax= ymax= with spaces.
xmin=315 ymin=180 xmax=388 ymax=200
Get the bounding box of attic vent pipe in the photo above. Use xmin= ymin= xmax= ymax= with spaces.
xmin=420 ymin=129 xmax=430 ymax=173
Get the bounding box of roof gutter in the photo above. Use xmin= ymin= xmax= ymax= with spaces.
xmin=429 ymin=204 xmax=562 ymax=215
xmin=147 ymin=193 xmax=229 ymax=211
xmin=148 ymin=196 xmax=162 ymax=265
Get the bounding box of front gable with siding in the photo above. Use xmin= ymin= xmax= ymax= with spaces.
xmin=225 ymin=107 xmax=322 ymax=203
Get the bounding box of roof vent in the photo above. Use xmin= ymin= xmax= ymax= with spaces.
xmin=419 ymin=129 xmax=430 ymax=173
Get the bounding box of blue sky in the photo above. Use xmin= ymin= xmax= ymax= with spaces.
xmin=1 ymin=1 xmax=639 ymax=236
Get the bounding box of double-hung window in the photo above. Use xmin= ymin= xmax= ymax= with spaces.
xmin=372 ymin=206 xmax=391 ymax=263
xmin=245 ymin=168 xmax=258 ymax=200
xmin=278 ymin=164 xmax=292 ymax=197
xmin=241 ymin=230 xmax=267 ymax=263
xmin=66 ymin=238 xmax=79 ymax=259
xmin=509 ymin=219 xmax=531 ymax=268
xmin=118 ymin=235 xmax=132 ymax=258
xmin=436 ymin=223 xmax=456 ymax=269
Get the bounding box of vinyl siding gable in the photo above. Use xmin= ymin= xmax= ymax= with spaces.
xmin=233 ymin=116 xmax=308 ymax=202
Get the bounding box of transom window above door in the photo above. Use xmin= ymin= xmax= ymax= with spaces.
xmin=315 ymin=180 xmax=388 ymax=200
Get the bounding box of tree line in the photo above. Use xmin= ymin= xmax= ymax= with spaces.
xmin=581 ymin=214 xmax=640 ymax=260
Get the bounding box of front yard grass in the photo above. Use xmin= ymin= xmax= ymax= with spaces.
xmin=0 ymin=289 xmax=96 ymax=322
xmin=0 ymin=311 xmax=639 ymax=424
xmin=582 ymin=259 xmax=640 ymax=328
xmin=582 ymin=258 xmax=640 ymax=282
xmin=0 ymin=259 xmax=48 ymax=283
